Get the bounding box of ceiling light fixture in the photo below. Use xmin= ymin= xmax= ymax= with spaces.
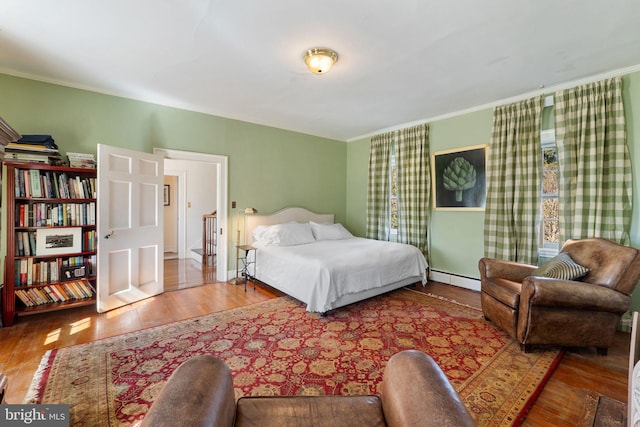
xmin=303 ymin=47 xmax=338 ymax=75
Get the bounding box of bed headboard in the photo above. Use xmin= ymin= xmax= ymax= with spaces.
xmin=245 ymin=207 xmax=334 ymax=245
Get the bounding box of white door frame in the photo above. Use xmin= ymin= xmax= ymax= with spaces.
xmin=153 ymin=148 xmax=229 ymax=282
xmin=163 ymin=170 xmax=187 ymax=257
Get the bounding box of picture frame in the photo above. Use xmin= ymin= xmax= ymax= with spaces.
xmin=431 ymin=144 xmax=488 ymax=211
xmin=36 ymin=227 xmax=82 ymax=256
xmin=164 ymin=185 xmax=170 ymax=206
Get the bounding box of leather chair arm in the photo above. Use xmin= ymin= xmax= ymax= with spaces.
xmin=380 ymin=350 xmax=476 ymax=427
xmin=140 ymin=355 xmax=236 ymax=427
xmin=520 ymin=277 xmax=631 ymax=313
xmin=479 ymin=258 xmax=537 ymax=282
xmin=0 ymin=373 xmax=7 ymax=404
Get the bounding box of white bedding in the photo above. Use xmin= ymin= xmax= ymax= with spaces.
xmin=253 ymin=237 xmax=428 ymax=313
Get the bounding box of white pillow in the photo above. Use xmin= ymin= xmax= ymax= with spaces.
xmin=259 ymin=222 xmax=315 ymax=246
xmin=309 ymin=221 xmax=353 ymax=241
xmin=251 ymin=225 xmax=269 ymax=244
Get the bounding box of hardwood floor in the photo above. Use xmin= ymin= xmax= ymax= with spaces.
xmin=0 ymin=260 xmax=629 ymax=426
xmin=405 ymin=282 xmax=630 ymax=426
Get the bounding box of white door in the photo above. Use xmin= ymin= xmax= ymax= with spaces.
xmin=96 ymin=144 xmax=164 ymax=312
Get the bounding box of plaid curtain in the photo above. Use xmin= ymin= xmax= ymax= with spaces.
xmin=366 ymin=132 xmax=392 ymax=240
xmin=484 ymin=96 xmax=544 ymax=264
xmin=395 ymin=124 xmax=430 ymax=259
xmin=554 ymin=77 xmax=631 ymax=245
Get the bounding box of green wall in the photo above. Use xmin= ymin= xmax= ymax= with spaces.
xmin=347 ymin=71 xmax=640 ymax=307
xmin=0 ymin=73 xmax=347 ymax=271
xmin=3 ymin=69 xmax=640 ymax=308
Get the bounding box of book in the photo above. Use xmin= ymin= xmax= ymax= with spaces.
xmin=6 ymin=142 xmax=58 ymax=153
xmin=15 ymin=290 xmax=34 ymax=307
xmin=30 ymin=169 xmax=42 ymax=197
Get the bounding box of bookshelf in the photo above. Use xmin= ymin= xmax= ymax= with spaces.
xmin=2 ymin=162 xmax=97 ymax=326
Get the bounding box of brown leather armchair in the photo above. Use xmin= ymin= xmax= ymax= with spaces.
xmin=479 ymin=238 xmax=640 ymax=354
xmin=139 ymin=350 xmax=476 ymax=427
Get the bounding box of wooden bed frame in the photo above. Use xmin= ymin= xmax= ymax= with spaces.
xmin=244 ymin=207 xmax=423 ymax=313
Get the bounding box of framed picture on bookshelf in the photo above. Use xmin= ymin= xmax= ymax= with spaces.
xmin=36 ymin=227 xmax=82 ymax=256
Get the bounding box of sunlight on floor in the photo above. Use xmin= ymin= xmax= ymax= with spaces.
xmin=104 ymin=296 xmax=157 ymax=319
xmin=70 ymin=317 xmax=91 ymax=335
xmin=44 ymin=328 xmax=61 ymax=345
xmin=105 ymin=302 xmax=136 ymax=319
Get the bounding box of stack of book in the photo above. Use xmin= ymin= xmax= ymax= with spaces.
xmin=4 ymin=135 xmax=63 ymax=165
xmin=67 ymin=152 xmax=96 ymax=168
xmin=14 ymin=279 xmax=96 ymax=307
xmin=0 ymin=115 xmax=21 ymax=161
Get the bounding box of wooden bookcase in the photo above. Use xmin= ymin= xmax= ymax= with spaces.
xmin=2 ymin=162 xmax=97 ymax=326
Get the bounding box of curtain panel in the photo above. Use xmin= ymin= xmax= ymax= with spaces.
xmin=395 ymin=124 xmax=430 ymax=259
xmin=554 ymin=77 xmax=631 ymax=245
xmin=366 ymin=132 xmax=393 ymax=240
xmin=484 ymin=96 xmax=544 ymax=264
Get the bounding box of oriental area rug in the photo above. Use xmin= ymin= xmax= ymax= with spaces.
xmin=25 ymin=289 xmax=563 ymax=426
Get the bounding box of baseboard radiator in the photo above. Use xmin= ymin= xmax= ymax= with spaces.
xmin=428 ymin=270 xmax=481 ymax=292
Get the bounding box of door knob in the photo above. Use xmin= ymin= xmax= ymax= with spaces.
xmin=104 ymin=230 xmax=115 ymax=239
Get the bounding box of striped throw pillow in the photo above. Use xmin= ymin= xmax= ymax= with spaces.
xmin=532 ymin=252 xmax=589 ymax=280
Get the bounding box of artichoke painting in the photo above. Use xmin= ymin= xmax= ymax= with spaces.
xmin=442 ymin=157 xmax=477 ymax=202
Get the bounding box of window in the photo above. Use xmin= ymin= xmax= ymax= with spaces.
xmin=540 ymin=129 xmax=559 ymax=255
xmin=389 ymin=143 xmax=398 ymax=241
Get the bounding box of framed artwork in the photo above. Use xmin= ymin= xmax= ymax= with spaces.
xmin=431 ymin=144 xmax=488 ymax=211
xmin=36 ymin=227 xmax=82 ymax=256
xmin=164 ymin=185 xmax=170 ymax=206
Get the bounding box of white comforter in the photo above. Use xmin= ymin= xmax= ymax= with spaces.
xmin=253 ymin=237 xmax=428 ymax=312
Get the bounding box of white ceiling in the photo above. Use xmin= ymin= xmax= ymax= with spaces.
xmin=1 ymin=1 xmax=640 ymax=142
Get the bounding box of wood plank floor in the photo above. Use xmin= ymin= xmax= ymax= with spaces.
xmin=0 ymin=259 xmax=630 ymax=426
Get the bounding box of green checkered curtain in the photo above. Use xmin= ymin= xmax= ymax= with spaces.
xmin=484 ymin=96 xmax=544 ymax=264
xmin=395 ymin=124 xmax=430 ymax=259
xmin=554 ymin=77 xmax=631 ymax=245
xmin=366 ymin=132 xmax=392 ymax=240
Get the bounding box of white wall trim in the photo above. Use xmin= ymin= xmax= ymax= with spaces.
xmin=429 ymin=270 xmax=481 ymax=292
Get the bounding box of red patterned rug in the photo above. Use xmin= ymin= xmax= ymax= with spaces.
xmin=25 ymin=289 xmax=562 ymax=426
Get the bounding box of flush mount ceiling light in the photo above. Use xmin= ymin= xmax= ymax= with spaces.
xmin=303 ymin=47 xmax=338 ymax=75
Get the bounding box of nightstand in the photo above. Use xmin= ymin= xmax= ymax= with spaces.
xmin=232 ymin=245 xmax=256 ymax=291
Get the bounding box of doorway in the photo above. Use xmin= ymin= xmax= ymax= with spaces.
xmin=154 ymin=148 xmax=229 ymax=284
xmin=163 ymin=174 xmax=179 ymax=260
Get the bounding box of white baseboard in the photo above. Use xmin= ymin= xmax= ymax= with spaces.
xmin=429 ymin=270 xmax=481 ymax=292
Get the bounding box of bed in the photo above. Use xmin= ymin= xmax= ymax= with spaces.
xmin=245 ymin=207 xmax=428 ymax=313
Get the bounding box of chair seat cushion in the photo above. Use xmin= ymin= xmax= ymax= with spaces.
xmin=482 ymin=277 xmax=522 ymax=309
xmin=235 ymin=395 xmax=387 ymax=427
